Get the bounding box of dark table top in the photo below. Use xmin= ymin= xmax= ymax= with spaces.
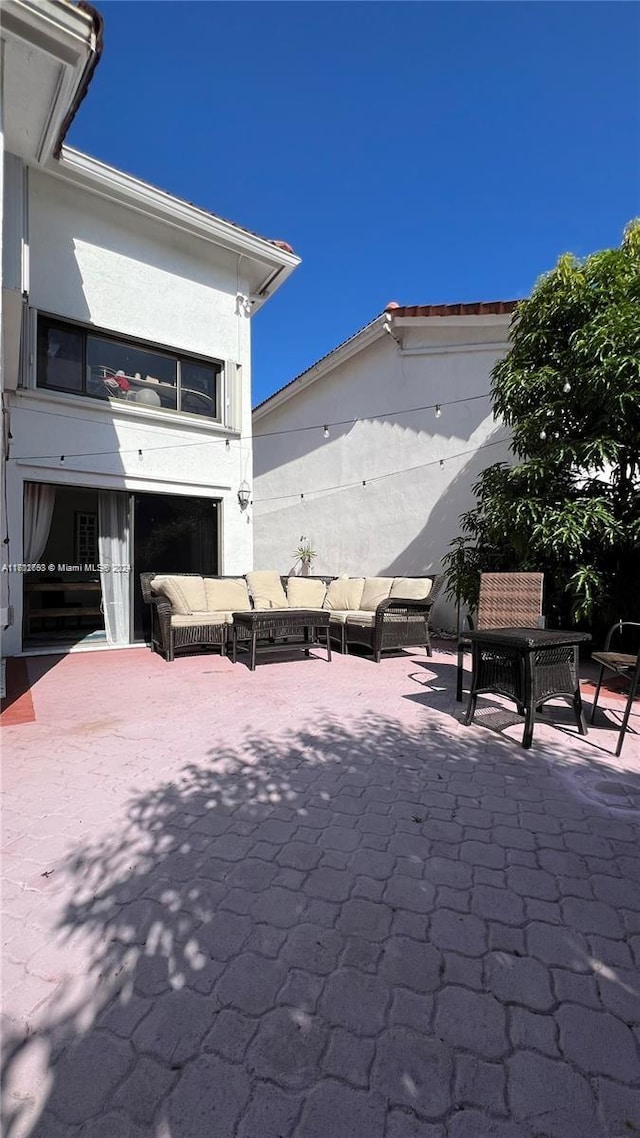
xmin=232 ymin=608 xmax=330 ymax=625
xmin=468 ymin=627 xmax=591 ymax=649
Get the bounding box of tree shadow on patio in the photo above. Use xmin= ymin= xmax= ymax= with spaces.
xmin=2 ymin=710 xmax=640 ymax=1137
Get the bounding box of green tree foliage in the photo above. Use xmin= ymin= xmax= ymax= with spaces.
xmin=444 ymin=221 xmax=640 ymax=633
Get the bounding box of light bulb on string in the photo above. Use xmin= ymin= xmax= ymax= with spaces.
xmin=539 ymin=429 xmax=547 ymax=440
xmin=439 ymin=459 xmax=444 ymax=468
xmin=434 ymin=405 xmax=442 ymax=419
xmin=563 ymin=381 xmax=571 ymax=393
xmin=323 ymin=425 xmax=329 ymax=439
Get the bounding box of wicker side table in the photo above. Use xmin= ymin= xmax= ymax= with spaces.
xmin=465 ymin=627 xmax=591 ymax=749
xmin=231 ymin=609 xmax=332 ymax=671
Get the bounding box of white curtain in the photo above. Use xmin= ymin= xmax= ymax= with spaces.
xmin=98 ymin=491 xmax=130 ymax=645
xmin=23 ymin=483 xmax=56 ymax=563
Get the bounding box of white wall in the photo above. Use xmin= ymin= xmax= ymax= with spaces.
xmin=253 ymin=320 xmax=513 ymax=629
xmin=2 ymin=165 xmax=255 ymax=654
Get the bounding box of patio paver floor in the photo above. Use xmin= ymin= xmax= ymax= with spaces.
xmin=2 ymin=643 xmax=640 ymax=1137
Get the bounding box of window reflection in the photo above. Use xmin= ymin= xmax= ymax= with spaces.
xmin=37 ymin=318 xmax=222 ymax=421
xmin=37 ymin=324 xmax=83 ymax=392
xmin=88 ymin=337 xmax=177 ymax=409
xmin=180 ymin=360 xmax=217 ymax=418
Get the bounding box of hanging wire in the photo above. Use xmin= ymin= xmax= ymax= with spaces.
xmin=254 ymin=437 xmax=507 ymax=505
xmin=7 ymin=391 xmax=492 ymax=464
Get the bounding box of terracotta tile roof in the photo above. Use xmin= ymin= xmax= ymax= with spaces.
xmin=385 ymin=300 xmax=519 ymax=318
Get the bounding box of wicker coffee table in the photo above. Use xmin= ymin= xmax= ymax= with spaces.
xmin=231 ymin=609 xmax=332 ymax=671
xmin=465 ymin=627 xmax=591 ymax=749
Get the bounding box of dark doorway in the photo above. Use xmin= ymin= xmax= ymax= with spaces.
xmin=133 ymin=493 xmax=219 ymax=640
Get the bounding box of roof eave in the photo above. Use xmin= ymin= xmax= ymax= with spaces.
xmin=45 ymin=147 xmax=301 ymax=295
xmin=1 ymin=0 xmax=100 ymax=165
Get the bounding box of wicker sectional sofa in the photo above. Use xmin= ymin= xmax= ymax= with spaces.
xmin=140 ymin=570 xmax=443 ymax=663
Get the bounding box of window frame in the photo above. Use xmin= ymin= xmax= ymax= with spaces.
xmin=35 ymin=313 xmax=224 ymax=423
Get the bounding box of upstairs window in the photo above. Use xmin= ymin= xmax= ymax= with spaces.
xmin=37 ymin=317 xmax=222 ymax=421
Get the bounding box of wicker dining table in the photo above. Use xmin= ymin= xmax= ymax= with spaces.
xmin=465 ymin=627 xmax=591 ymax=749
xmin=231 ymin=609 xmax=332 ymax=671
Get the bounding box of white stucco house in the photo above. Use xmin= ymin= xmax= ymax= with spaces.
xmin=0 ymin=0 xmax=299 ymax=658
xmin=252 ymin=300 xmax=518 ymax=629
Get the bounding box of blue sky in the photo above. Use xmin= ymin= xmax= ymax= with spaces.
xmin=68 ymin=1 xmax=639 ymax=407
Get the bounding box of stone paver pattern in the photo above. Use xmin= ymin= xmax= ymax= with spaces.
xmin=2 ymin=642 xmax=640 ymax=1137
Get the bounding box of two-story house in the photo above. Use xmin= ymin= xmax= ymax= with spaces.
xmin=1 ymin=0 xmax=299 ymax=658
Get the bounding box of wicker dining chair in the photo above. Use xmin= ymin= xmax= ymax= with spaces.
xmin=590 ymin=621 xmax=640 ymax=756
xmin=456 ymin=572 xmax=545 ymax=702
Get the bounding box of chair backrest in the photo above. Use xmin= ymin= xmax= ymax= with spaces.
xmin=477 ymin=572 xmax=544 ymax=631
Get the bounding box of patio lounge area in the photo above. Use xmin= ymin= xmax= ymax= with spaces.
xmin=2 ymin=642 xmax=640 ymax=1137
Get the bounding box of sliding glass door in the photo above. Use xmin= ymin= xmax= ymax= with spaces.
xmin=133 ymin=493 xmax=219 ymax=641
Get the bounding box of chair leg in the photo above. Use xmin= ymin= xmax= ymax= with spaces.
xmin=425 ymin=628 xmax=432 ymax=658
xmin=590 ymin=664 xmax=605 ymax=723
xmin=615 ymin=673 xmax=639 ymax=757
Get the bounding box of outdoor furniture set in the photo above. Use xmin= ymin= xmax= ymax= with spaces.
xmin=140 ymin=568 xmax=637 ymax=754
xmin=457 ymin=571 xmax=637 ymax=754
xmin=140 ymin=569 xmax=443 ymax=668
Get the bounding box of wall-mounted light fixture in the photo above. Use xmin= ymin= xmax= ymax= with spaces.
xmin=238 ymin=481 xmax=251 ymax=510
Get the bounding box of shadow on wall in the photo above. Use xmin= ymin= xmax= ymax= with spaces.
xmin=253 ymin=390 xmax=495 ymax=481
xmin=2 ymin=701 xmax=640 ymax=1136
xmin=381 ymin=426 xmax=512 ymax=629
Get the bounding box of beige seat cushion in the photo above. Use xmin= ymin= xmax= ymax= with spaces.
xmin=246 ymin=570 xmax=288 ymax=610
xmin=345 ymin=611 xmax=375 ymax=626
xmin=327 ymin=609 xmax=354 ymax=625
xmin=390 ymin=577 xmax=433 ymax=601
xmin=204 ymin=577 xmax=251 ymax=612
xmin=360 ymin=577 xmax=394 ymax=611
xmin=287 ymin=577 xmax=328 ymax=608
xmin=323 ymin=577 xmax=365 ymax=612
xmin=151 ymin=574 xmax=207 ymax=614
xmin=170 ymin=611 xmax=232 ymax=627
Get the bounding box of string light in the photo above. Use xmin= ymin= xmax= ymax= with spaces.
xmin=138 ymin=448 xmax=143 ymax=460
xmin=439 ymin=459 xmax=444 ymax=468
xmin=539 ymin=429 xmax=547 ymax=440
xmin=563 ymin=381 xmax=571 ymax=393
xmin=60 ymin=455 xmax=65 ymax=463
xmin=8 ymin=391 xmax=491 ymax=464
xmin=323 ymin=425 xmax=330 ymax=439
xmin=225 ymin=439 xmax=230 ymax=449
xmin=256 ymin=437 xmax=507 ymax=506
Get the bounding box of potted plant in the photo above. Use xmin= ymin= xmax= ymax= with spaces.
xmin=294 ymin=535 xmax=316 ymax=576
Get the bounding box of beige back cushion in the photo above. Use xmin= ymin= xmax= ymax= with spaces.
xmin=151 ymin=575 xmax=207 ymax=614
xmin=246 ymin=570 xmax=288 ymax=610
xmin=390 ymin=577 xmax=433 ymax=601
xmin=360 ymin=577 xmax=394 ymax=611
xmin=287 ymin=577 xmax=327 ymax=608
xmin=204 ymin=577 xmax=251 ymax=612
xmin=323 ymin=577 xmax=365 ymax=612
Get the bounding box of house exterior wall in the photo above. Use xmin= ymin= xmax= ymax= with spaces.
xmin=2 ymin=161 xmax=255 ymax=655
xmin=253 ymin=319 xmax=513 ymax=629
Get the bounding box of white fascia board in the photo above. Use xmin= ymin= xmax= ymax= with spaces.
xmin=2 ymin=0 xmax=96 ymax=164
xmin=47 ymin=148 xmax=300 ymax=303
xmin=392 ymin=314 xmax=512 ymax=329
xmin=253 ymin=319 xmax=386 ymax=422
xmin=399 ymin=341 xmax=509 ymax=358
xmin=1 ymin=0 xmax=95 ymax=64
